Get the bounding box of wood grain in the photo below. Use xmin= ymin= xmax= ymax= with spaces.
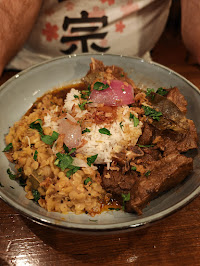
xmin=1 ymin=30 xmax=200 ymax=266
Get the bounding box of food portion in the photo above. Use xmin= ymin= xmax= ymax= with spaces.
xmin=3 ymin=58 xmax=198 ymax=216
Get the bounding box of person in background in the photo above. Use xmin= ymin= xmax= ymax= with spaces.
xmin=181 ymin=0 xmax=200 ymax=64
xmin=0 ymin=0 xmax=199 ymax=76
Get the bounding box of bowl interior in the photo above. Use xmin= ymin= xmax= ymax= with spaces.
xmin=0 ymin=54 xmax=200 ymax=231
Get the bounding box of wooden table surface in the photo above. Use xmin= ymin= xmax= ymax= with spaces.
xmin=1 ymin=31 xmax=200 ymax=266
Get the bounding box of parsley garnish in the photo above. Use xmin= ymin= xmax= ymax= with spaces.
xmin=66 ymin=165 xmax=80 ymax=178
xmin=29 ymin=119 xmax=43 ymax=135
xmin=7 ymin=168 xmax=17 ymax=180
xmin=156 ymin=87 xmax=168 ymax=96
xmin=120 ymin=74 xmax=124 ymax=77
xmin=3 ymin=143 xmax=13 ymax=152
xmin=63 ymin=143 xmax=69 ymax=153
xmin=84 ymin=177 xmax=92 ymax=185
xmin=33 ymin=150 xmax=38 ymax=161
xmin=78 ymin=101 xmax=87 ymax=110
xmin=146 ymin=88 xmax=155 ymax=96
xmin=129 ymin=113 xmax=139 ymax=127
xmin=137 ymin=144 xmax=154 ymax=148
xmin=18 ymin=167 xmax=23 ymax=173
xmin=29 ymin=120 xmax=59 ymax=145
xmin=82 ymin=128 xmax=91 ymax=134
xmin=80 ymin=89 xmax=91 ymax=99
xmin=121 ymin=192 xmax=130 ymax=210
xmin=99 ymin=128 xmax=112 ymax=135
xmin=119 ymin=122 xmax=124 ymax=130
xmin=68 ymin=148 xmax=76 ymax=155
xmin=142 ymin=106 xmax=162 ymax=121
xmin=74 ymin=95 xmax=79 ymax=99
xmin=41 ymin=131 xmax=59 ymax=145
xmin=32 ymin=189 xmax=40 ymax=202
xmin=87 ymin=154 xmax=98 ymax=166
xmin=54 ymin=152 xmax=73 ymax=171
xmin=19 ymin=177 xmax=26 ymax=187
xmin=131 ymin=166 xmax=137 ymax=171
xmin=93 ymin=82 xmax=109 ymax=91
xmin=146 ymin=88 xmax=155 ymax=100
xmin=145 ymin=170 xmax=151 ymax=177
xmin=108 ymin=207 xmax=121 ymax=211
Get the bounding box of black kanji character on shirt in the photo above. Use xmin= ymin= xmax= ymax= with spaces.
xmin=60 ymin=11 xmax=110 ymax=54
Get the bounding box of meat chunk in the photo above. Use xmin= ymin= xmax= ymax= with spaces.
xmin=157 ymin=119 xmax=198 ymax=154
xmin=82 ymin=58 xmax=135 ymax=88
xmin=126 ymin=154 xmax=193 ymax=214
xmin=167 ymin=87 xmax=187 ymax=113
xmin=138 ymin=123 xmax=154 ymax=145
xmin=102 ymin=168 xmax=137 ymax=196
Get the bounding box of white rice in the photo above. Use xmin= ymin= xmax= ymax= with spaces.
xmin=44 ymin=88 xmax=143 ymax=167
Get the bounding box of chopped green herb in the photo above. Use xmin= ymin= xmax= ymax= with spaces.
xmin=120 ymin=74 xmax=124 ymax=77
xmin=121 ymin=192 xmax=130 ymax=210
xmin=146 ymin=88 xmax=155 ymax=100
xmin=68 ymin=148 xmax=76 ymax=155
xmin=119 ymin=122 xmax=124 ymax=130
xmin=78 ymin=101 xmax=87 ymax=110
xmin=41 ymin=131 xmax=59 ymax=145
xmin=80 ymin=88 xmax=91 ymax=99
xmin=74 ymin=95 xmax=79 ymax=99
xmin=156 ymin=87 xmax=168 ymax=96
xmin=131 ymin=166 xmax=137 ymax=171
xmin=0 ymin=182 xmax=4 ymax=187
xmin=99 ymin=128 xmax=112 ymax=136
xmin=55 ymin=152 xmax=73 ymax=171
xmin=66 ymin=165 xmax=80 ymax=178
xmin=93 ymin=81 xmax=109 ymax=91
xmin=7 ymin=168 xmax=17 ymax=180
xmin=142 ymin=106 xmax=162 ymax=121
xmin=32 ymin=189 xmax=40 ymax=202
xmin=146 ymin=88 xmax=155 ymax=97
xmin=108 ymin=207 xmax=121 ymax=211
xmin=18 ymin=167 xmax=23 ymax=173
xmin=122 ymin=88 xmax=125 ymax=92
xmin=63 ymin=144 xmax=69 ymax=153
xmin=145 ymin=170 xmax=151 ymax=177
xmin=82 ymin=128 xmax=91 ymax=134
xmin=19 ymin=177 xmax=26 ymax=187
xmin=137 ymin=144 xmax=155 ymax=148
xmin=29 ymin=119 xmax=43 ymax=135
xmin=84 ymin=177 xmax=92 ymax=185
xmin=122 ymin=193 xmax=130 ymax=202
xmin=33 ymin=150 xmax=38 ymax=161
xmin=3 ymin=143 xmax=13 ymax=152
xmin=30 ymin=121 xmax=59 ymax=145
xmin=87 ymin=154 xmax=98 ymax=166
xmin=130 ymin=113 xmax=139 ymax=127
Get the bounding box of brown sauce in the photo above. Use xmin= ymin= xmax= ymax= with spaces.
xmin=25 ymin=82 xmax=87 ymax=116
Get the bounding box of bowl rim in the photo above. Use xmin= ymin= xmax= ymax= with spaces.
xmin=0 ymin=53 xmax=200 ymax=232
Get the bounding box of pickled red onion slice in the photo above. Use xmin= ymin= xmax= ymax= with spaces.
xmin=90 ymin=80 xmax=134 ymax=106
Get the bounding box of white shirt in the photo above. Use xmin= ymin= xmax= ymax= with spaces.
xmin=8 ymin=0 xmax=171 ymax=70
